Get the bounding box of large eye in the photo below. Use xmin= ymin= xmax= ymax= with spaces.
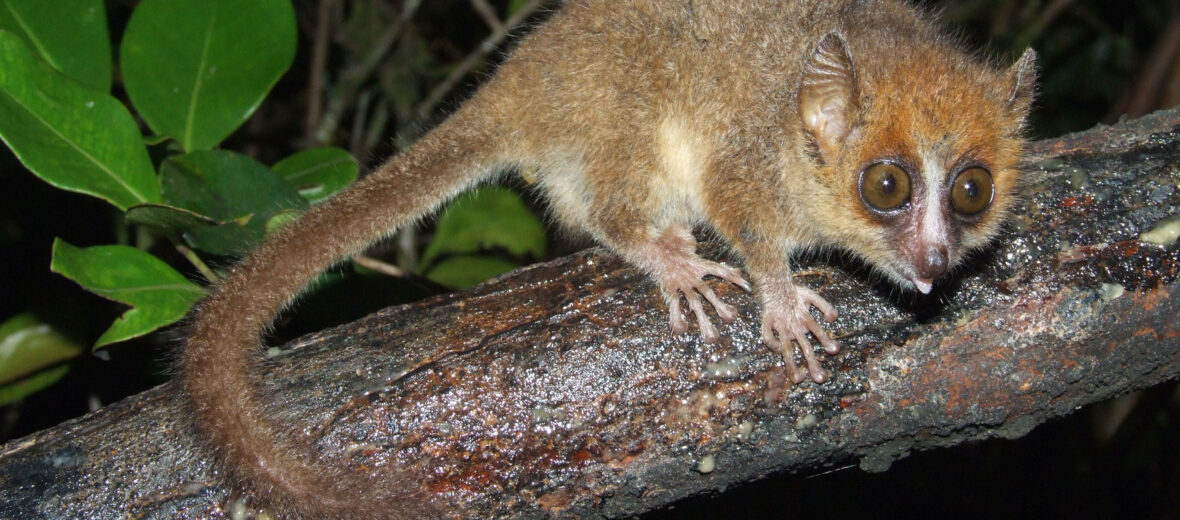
xmin=859 ymin=163 xmax=911 ymax=212
xmin=950 ymin=167 xmax=994 ymax=215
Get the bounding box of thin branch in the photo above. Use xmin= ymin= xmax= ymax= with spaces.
xmin=1124 ymin=10 xmax=1180 ymax=118
xmin=414 ymin=0 xmax=546 ymax=121
xmin=468 ymin=0 xmax=504 ymax=33
xmin=303 ymin=0 xmax=336 ymax=143
xmin=176 ymin=244 xmax=218 ymax=284
xmin=360 ymin=97 xmax=390 ymax=160
xmin=348 ymin=89 xmax=373 ymax=157
xmin=310 ymin=0 xmax=422 ymax=144
xmin=352 ymin=253 xmax=406 ymax=278
xmin=1014 ymin=0 xmax=1075 ymax=51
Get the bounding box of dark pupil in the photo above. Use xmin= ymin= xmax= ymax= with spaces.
xmin=879 ymin=174 xmax=896 ymax=195
xmin=962 ymin=179 xmax=978 ymax=199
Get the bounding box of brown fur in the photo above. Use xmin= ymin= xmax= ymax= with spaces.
xmin=181 ymin=1 xmax=1036 ymax=518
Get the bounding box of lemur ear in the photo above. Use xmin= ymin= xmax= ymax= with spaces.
xmin=798 ymin=33 xmax=860 ymax=160
xmin=1005 ymin=48 xmax=1038 ymax=117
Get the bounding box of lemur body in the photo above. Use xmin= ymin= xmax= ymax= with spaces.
xmin=181 ymin=1 xmax=1036 ymax=517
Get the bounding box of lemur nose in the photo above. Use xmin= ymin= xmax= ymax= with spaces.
xmin=918 ymin=246 xmax=949 ymax=280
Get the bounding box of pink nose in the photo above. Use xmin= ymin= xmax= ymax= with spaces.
xmin=916 ymin=245 xmax=948 ymax=280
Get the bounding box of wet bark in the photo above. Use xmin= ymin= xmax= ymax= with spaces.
xmin=1 ymin=108 xmax=1178 ymax=519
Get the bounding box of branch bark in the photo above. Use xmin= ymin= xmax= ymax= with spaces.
xmin=2 ymin=109 xmax=1179 ymax=519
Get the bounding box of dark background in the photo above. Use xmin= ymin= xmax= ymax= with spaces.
xmin=0 ymin=1 xmax=1177 ymax=518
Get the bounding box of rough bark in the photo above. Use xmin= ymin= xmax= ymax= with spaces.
xmin=1 ymin=108 xmax=1178 ymax=519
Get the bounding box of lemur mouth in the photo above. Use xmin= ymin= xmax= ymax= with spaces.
xmin=911 ymin=277 xmax=933 ymax=294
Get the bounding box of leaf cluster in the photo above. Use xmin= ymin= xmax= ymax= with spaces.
xmin=0 ymin=0 xmax=546 ymax=406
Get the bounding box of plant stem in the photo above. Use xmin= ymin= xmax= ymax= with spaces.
xmin=177 ymin=244 xmax=219 ymax=284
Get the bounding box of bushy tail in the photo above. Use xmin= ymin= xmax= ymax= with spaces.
xmin=180 ymin=88 xmax=508 ymax=518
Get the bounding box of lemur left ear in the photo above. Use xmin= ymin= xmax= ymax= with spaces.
xmin=1005 ymin=48 xmax=1038 ymax=117
xmin=798 ymin=33 xmax=860 ymax=161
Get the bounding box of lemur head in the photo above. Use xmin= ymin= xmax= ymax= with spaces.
xmin=796 ymin=32 xmax=1036 ymax=293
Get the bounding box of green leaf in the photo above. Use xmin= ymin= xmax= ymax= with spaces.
xmin=142 ymin=134 xmax=170 ymax=146
xmin=421 ymin=187 xmax=547 ymax=268
xmin=50 ymin=239 xmax=206 ymax=348
xmin=0 ymin=313 xmax=82 ymax=385
xmin=264 ymin=208 xmax=302 ymax=235
xmin=0 ymin=366 xmax=70 ymax=406
xmin=125 ymin=203 xmax=219 ymax=238
xmin=425 ymin=255 xmax=520 ymax=289
xmin=126 ymin=203 xmax=219 ymax=230
xmin=160 ymin=150 xmax=308 ymax=256
xmin=0 ymin=31 xmax=159 ymax=211
xmin=120 ymin=0 xmax=296 ymax=152
xmin=272 ymin=147 xmax=358 ymax=204
xmin=0 ymin=0 xmax=111 ymax=92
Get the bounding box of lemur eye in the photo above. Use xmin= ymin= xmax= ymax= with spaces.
xmin=950 ymin=167 xmax=994 ymax=215
xmin=859 ymin=163 xmax=911 ymax=212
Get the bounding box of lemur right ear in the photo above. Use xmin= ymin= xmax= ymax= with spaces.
xmin=1005 ymin=48 xmax=1038 ymax=118
xmin=798 ymin=33 xmax=860 ymax=160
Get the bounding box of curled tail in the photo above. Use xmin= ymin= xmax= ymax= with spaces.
xmin=180 ymin=88 xmax=509 ymax=518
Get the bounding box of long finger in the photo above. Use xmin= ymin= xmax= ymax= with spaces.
xmin=805 ymin=314 xmax=841 ymax=355
xmin=686 ymin=292 xmax=719 ymax=343
xmin=800 ymin=288 xmax=838 ymax=322
xmin=698 ymin=284 xmax=737 ymax=323
xmin=666 ymin=294 xmax=688 ymax=334
xmin=792 ymin=325 xmax=828 ymax=384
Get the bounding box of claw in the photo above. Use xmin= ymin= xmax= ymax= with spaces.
xmin=715 ymin=264 xmax=752 ymax=292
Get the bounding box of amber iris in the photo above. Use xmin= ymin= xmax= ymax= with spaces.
xmin=950 ymin=167 xmax=993 ymax=215
xmin=859 ymin=163 xmax=911 ymax=212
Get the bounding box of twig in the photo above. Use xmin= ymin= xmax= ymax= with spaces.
xmin=1123 ymin=10 xmax=1180 ymax=118
xmin=469 ymin=0 xmax=504 ymax=32
xmin=360 ymin=97 xmax=390 ymax=159
xmin=414 ymin=0 xmax=546 ymax=121
xmin=304 ymin=0 xmax=336 ymax=143
xmin=311 ymin=0 xmax=423 ymax=143
xmin=349 ymin=89 xmax=373 ymax=157
xmin=1014 ymin=0 xmax=1075 ymax=51
xmin=176 ymin=244 xmax=218 ymax=284
xmin=352 ymin=253 xmax=406 ymax=278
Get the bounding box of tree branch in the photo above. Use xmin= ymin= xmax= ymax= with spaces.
xmin=1 ymin=109 xmax=1178 ymax=519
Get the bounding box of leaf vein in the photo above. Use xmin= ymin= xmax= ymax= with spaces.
xmin=0 ymin=88 xmax=149 ymax=205
xmin=183 ymin=3 xmax=217 ymax=151
xmin=2 ymin=2 xmax=60 ymax=71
